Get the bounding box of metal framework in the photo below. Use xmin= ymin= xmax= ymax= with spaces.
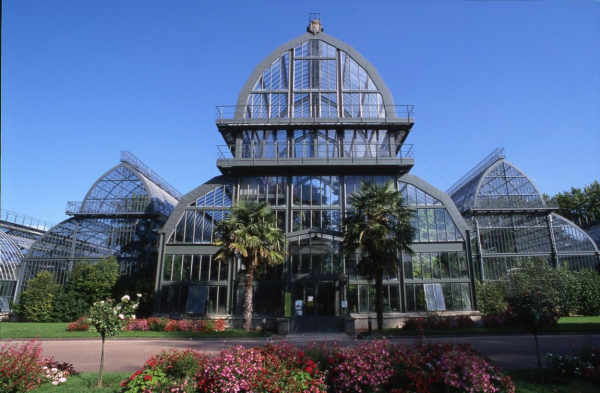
xmin=0 ymin=210 xmax=52 ymax=311
xmin=15 ymin=152 xmax=182 ymax=299
xmin=448 ymin=149 xmax=599 ymax=281
xmin=156 ymin=20 xmax=475 ymax=331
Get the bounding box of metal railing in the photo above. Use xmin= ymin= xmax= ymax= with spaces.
xmin=216 ymin=104 xmax=414 ymax=121
xmin=0 ymin=209 xmax=54 ymax=231
xmin=66 ymin=197 xmax=174 ymax=216
xmin=217 ymin=142 xmax=414 ymax=161
xmin=446 ymin=148 xmax=505 ymax=196
xmin=120 ymin=151 xmax=183 ymax=200
xmin=468 ymin=196 xmax=559 ymax=211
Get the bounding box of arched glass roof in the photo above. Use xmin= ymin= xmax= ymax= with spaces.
xmin=449 ymin=153 xmax=546 ymax=213
xmin=25 ymin=218 xmax=113 ymax=260
xmin=553 ymin=214 xmax=599 ymax=253
xmin=235 ymin=31 xmax=397 ymax=120
xmin=1 ymin=231 xmax=31 ymax=280
xmin=78 ymin=163 xmax=179 ymax=216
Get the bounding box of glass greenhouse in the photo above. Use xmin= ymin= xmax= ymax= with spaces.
xmin=15 ymin=152 xmax=181 ymax=297
xmin=156 ymin=18 xmax=475 ymax=331
xmin=447 ymin=148 xmax=599 ymax=281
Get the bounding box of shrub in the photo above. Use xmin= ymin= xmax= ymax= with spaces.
xmin=0 ymin=340 xmax=45 ymax=392
xmin=147 ymin=316 xmax=169 ymax=331
xmin=122 ymin=349 xmax=206 ymax=392
xmin=476 ymin=280 xmax=509 ymax=316
xmin=19 ymin=271 xmax=62 ymax=322
xmin=575 ymin=269 xmax=600 ymax=316
xmin=67 ymin=316 xmax=90 ymax=332
xmin=480 ymin=314 xmax=509 ymax=327
xmin=450 ymin=315 xmax=477 ymax=329
xmin=66 ymin=258 xmax=120 ymax=305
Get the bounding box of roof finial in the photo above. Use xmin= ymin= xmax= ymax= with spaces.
xmin=307 ymin=13 xmax=323 ymax=35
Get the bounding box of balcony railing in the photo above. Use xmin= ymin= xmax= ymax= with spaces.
xmin=468 ymin=196 xmax=559 ymax=212
xmin=217 ymin=142 xmax=414 ymax=161
xmin=0 ymin=209 xmax=54 ymax=231
xmin=66 ymin=198 xmax=174 ymax=216
xmin=216 ymin=104 xmax=414 ymax=121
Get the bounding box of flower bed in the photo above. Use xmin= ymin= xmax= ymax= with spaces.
xmin=65 ymin=317 xmax=227 ymax=333
xmin=121 ymin=339 xmax=515 ymax=392
xmin=0 ymin=340 xmax=76 ymax=392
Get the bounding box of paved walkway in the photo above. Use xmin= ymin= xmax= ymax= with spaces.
xmin=12 ymin=333 xmax=599 ymax=373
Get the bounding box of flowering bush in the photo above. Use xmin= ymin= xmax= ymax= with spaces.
xmin=480 ymin=314 xmax=509 ymax=328
xmin=124 ymin=318 xmax=150 ymax=332
xmin=450 ymin=315 xmax=477 ymax=329
xmin=0 ymin=340 xmax=45 ymax=392
xmin=125 ymin=340 xmax=514 ymax=393
xmin=41 ymin=358 xmax=76 ymax=386
xmin=0 ymin=340 xmax=76 ymax=392
xmin=402 ymin=316 xmax=476 ymax=331
xmin=147 ymin=316 xmax=169 ymax=331
xmin=125 ymin=317 xmax=226 ymax=333
xmin=67 ymin=316 xmax=91 ymax=331
xmin=122 ymin=348 xmax=207 ymax=392
xmin=547 ymin=338 xmax=600 ymax=385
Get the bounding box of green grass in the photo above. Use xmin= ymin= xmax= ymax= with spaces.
xmin=508 ymin=369 xmax=600 ymax=393
xmin=32 ymin=372 xmax=129 ymax=393
xmin=379 ymin=316 xmax=600 ymax=337
xmin=0 ymin=322 xmax=271 ymax=339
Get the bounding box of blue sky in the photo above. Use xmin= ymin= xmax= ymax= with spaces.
xmin=2 ymin=0 xmax=599 ymax=225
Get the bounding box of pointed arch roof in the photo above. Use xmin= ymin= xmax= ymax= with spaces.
xmin=234 ymin=31 xmax=397 ymax=119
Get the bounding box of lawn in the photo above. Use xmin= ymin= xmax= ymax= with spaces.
xmin=32 ymin=372 xmax=129 ymax=393
xmin=380 ymin=315 xmax=600 ymax=337
xmin=0 ymin=322 xmax=271 ymax=339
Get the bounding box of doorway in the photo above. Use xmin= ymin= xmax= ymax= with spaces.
xmin=292 ymin=281 xmax=343 ymax=332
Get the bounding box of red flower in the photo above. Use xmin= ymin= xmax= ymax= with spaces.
xmin=305 ymin=366 xmax=313 ymax=374
xmin=328 ymin=357 xmax=335 ymax=364
xmin=144 ymin=374 xmax=152 ymax=381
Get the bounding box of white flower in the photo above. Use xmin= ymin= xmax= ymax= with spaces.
xmin=118 ymin=314 xmax=125 ymax=320
xmin=52 ymin=381 xmax=59 ymax=386
xmin=133 ymin=304 xmax=138 ymax=309
xmin=59 ymin=377 xmax=67 ymax=383
xmin=121 ymin=295 xmax=130 ymax=302
xmin=137 ymin=293 xmax=142 ymax=298
xmin=51 ymin=368 xmax=58 ymax=372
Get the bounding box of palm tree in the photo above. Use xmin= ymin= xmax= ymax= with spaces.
xmin=214 ymin=200 xmax=287 ymax=331
xmin=344 ymin=180 xmax=416 ymax=331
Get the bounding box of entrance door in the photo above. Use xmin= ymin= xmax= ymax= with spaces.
xmin=292 ymin=281 xmax=343 ymax=332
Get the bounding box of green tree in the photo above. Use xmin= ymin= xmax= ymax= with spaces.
xmin=214 ymin=200 xmax=288 ymax=331
xmin=343 ymin=181 xmax=416 ymax=331
xmin=19 ymin=271 xmax=62 ymax=322
xmin=66 ymin=257 xmax=120 ymax=304
xmin=549 ymin=180 xmax=600 ymax=225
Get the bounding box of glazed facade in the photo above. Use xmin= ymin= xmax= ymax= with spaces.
xmin=447 ymin=148 xmax=599 ymax=282
xmin=156 ymin=25 xmax=475 ymax=331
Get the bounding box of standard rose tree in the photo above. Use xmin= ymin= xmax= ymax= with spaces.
xmin=88 ymin=294 xmax=141 ymax=387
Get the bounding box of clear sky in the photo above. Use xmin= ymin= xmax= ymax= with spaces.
xmin=2 ymin=0 xmax=599 ymax=225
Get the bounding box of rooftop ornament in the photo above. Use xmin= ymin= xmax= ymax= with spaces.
xmin=307 ymin=14 xmax=323 ymax=35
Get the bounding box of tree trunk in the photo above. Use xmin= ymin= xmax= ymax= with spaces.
xmin=98 ymin=332 xmax=106 ymax=388
xmin=243 ymin=262 xmax=255 ymax=332
xmin=375 ymin=273 xmax=384 ymax=331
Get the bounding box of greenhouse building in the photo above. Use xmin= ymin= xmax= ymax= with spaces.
xmin=5 ymin=18 xmax=598 ymax=331
xmin=155 ymin=18 xmax=478 ymax=331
